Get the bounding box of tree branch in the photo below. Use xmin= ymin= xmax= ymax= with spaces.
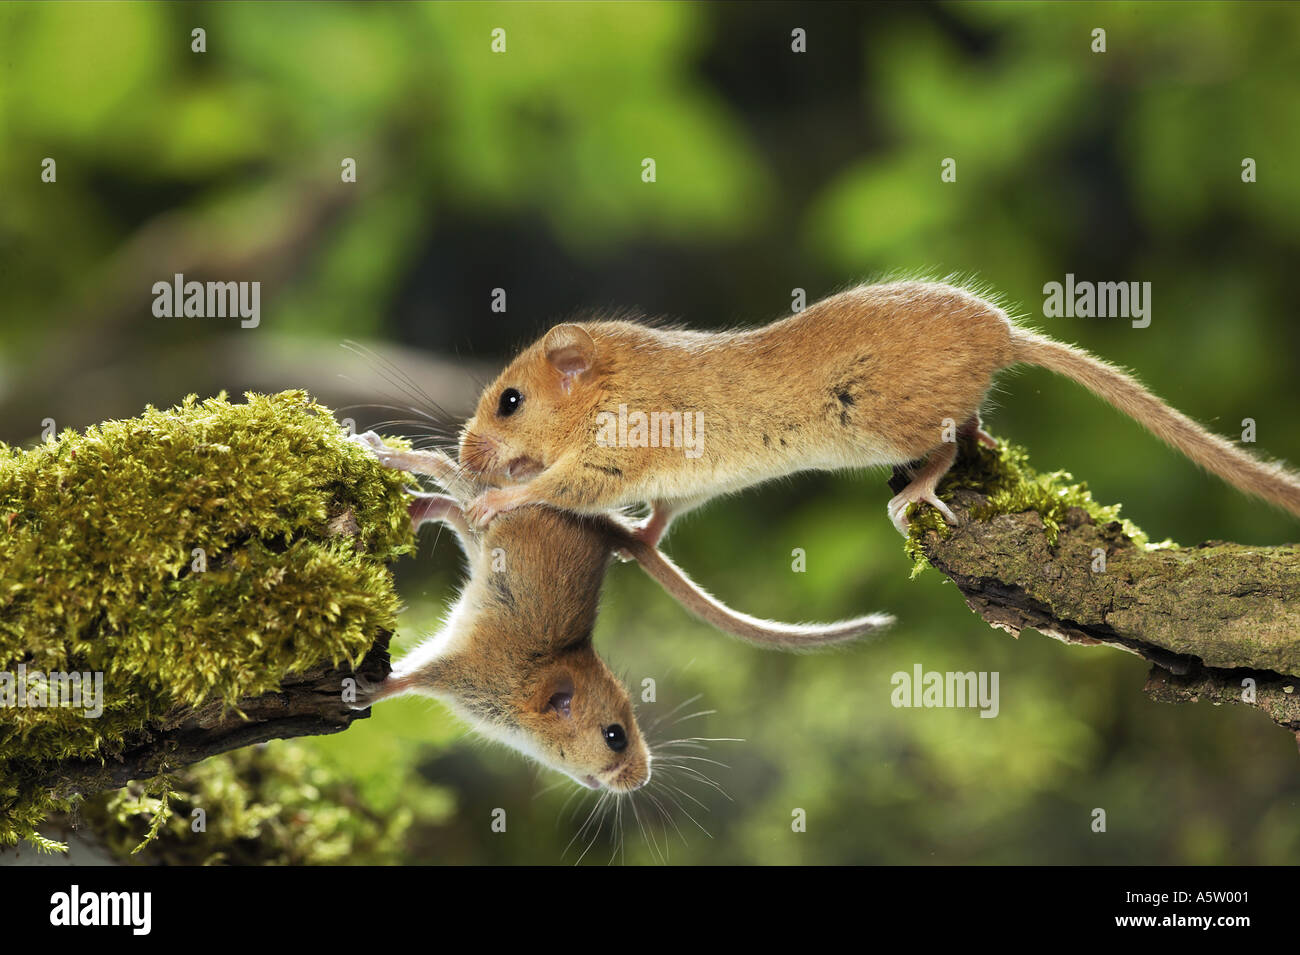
xmin=41 ymin=637 xmax=391 ymax=803
xmin=893 ymin=445 xmax=1300 ymax=747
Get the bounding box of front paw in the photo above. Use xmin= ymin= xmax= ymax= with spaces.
xmin=349 ymin=429 xmax=390 ymax=458
xmin=466 ymin=486 xmax=529 ymax=527
xmin=344 ymin=672 xmax=382 ymax=711
xmin=349 ymin=430 xmax=404 ymax=469
xmin=886 ymin=490 xmax=960 ymax=537
xmin=630 ymin=520 xmax=666 ymax=549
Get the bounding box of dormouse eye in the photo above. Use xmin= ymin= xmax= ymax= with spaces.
xmin=603 ymin=724 xmax=628 ymax=752
xmin=497 ymin=388 xmax=523 ymax=418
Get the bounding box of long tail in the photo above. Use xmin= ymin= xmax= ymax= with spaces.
xmin=621 ymin=536 xmax=894 ymax=649
xmin=1009 ymin=326 xmax=1300 ymax=518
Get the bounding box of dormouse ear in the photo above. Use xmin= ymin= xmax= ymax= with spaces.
xmin=539 ymin=670 xmax=575 ymax=718
xmin=542 ymin=324 xmax=595 ymax=392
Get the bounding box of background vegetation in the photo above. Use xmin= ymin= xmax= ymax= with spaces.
xmin=2 ymin=1 xmax=1299 ymax=864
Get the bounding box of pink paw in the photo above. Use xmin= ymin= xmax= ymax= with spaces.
xmin=466 ymin=486 xmax=529 ymax=528
xmin=631 ymin=520 xmax=666 ymax=548
xmin=887 ymin=490 xmax=959 ymax=536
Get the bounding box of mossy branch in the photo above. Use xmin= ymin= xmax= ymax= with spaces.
xmin=35 ymin=634 xmax=392 ymax=805
xmin=0 ymin=391 xmax=413 ymax=849
xmin=898 ymin=438 xmax=1300 ymax=747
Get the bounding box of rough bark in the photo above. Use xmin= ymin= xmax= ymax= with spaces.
xmin=39 ymin=636 xmax=392 ymax=802
xmin=891 ymin=470 xmax=1300 ymax=746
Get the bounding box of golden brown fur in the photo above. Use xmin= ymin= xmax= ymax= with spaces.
xmin=460 ymin=279 xmax=1300 ymax=533
xmin=351 ymin=436 xmax=890 ymax=792
xmin=463 ymin=282 xmax=1014 ymax=511
xmin=386 ymin=506 xmax=652 ymax=792
xmin=1009 ymin=327 xmax=1300 ymax=517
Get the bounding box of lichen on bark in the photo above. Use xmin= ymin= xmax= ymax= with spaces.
xmin=899 ymin=437 xmax=1300 ymax=743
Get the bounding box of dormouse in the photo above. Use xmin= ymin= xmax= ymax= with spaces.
xmin=351 ymin=435 xmax=891 ymax=791
xmin=454 ymin=280 xmax=1300 ymax=540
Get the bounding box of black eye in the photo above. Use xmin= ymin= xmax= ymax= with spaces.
xmin=497 ymin=388 xmax=523 ymax=418
xmin=603 ymin=724 xmax=628 ymax=752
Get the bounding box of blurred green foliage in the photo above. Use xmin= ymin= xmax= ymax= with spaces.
xmin=2 ymin=1 xmax=1299 ymax=863
xmin=84 ymin=741 xmax=428 ymax=865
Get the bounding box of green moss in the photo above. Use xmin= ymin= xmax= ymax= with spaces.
xmin=904 ymin=437 xmax=1171 ymax=575
xmin=80 ymin=740 xmax=412 ymax=865
xmin=81 ymin=740 xmax=414 ymax=865
xmin=0 ymin=391 xmax=414 ymax=849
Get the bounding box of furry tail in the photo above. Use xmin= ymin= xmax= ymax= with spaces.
xmin=1010 ymin=327 xmax=1300 ymax=518
xmin=622 ymin=537 xmax=893 ymax=649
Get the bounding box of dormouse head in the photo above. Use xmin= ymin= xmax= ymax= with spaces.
xmin=374 ymin=504 xmax=650 ymax=792
xmin=515 ymin=644 xmax=650 ymax=792
xmin=470 ymin=505 xmax=649 ymax=791
xmin=459 ymin=323 xmax=597 ymax=483
xmin=395 ymin=638 xmax=650 ymax=793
